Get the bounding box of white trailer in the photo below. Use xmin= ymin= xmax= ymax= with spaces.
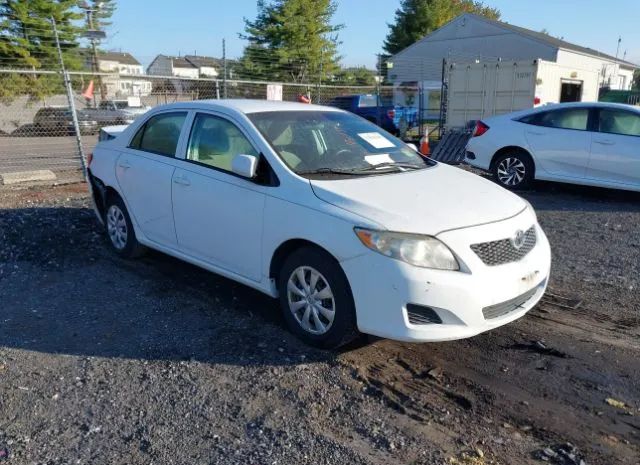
xmin=444 ymin=59 xmax=600 ymax=129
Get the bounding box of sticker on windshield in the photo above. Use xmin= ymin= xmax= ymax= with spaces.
xmin=358 ymin=132 xmax=395 ymax=149
xmin=364 ymin=154 xmax=394 ymax=165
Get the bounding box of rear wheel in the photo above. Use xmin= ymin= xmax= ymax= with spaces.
xmin=104 ymin=194 xmax=146 ymax=258
xmin=492 ymin=150 xmax=534 ymax=190
xmin=278 ymin=247 xmax=358 ymax=349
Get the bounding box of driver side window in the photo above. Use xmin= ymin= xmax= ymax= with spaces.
xmin=187 ymin=113 xmax=258 ymax=172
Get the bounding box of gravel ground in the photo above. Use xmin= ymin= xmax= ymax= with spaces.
xmin=0 ymin=179 xmax=639 ymax=465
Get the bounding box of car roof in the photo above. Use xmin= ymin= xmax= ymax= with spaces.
xmin=147 ymin=99 xmax=343 ymax=115
xmin=531 ymin=101 xmax=640 ymax=113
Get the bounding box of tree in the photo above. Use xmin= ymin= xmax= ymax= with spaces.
xmin=633 ymin=70 xmax=640 ymax=90
xmin=333 ymin=67 xmax=376 ymax=86
xmin=383 ymin=0 xmax=500 ymax=55
xmin=0 ymin=0 xmax=83 ymax=102
xmin=238 ymin=0 xmax=342 ymax=83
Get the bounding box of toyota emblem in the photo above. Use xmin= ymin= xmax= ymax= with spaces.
xmin=511 ymin=230 xmax=526 ymax=249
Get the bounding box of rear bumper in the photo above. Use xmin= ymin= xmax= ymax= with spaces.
xmin=341 ymin=210 xmax=551 ymax=342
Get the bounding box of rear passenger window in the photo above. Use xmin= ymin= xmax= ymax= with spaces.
xmin=520 ymin=108 xmax=589 ymax=131
xmin=187 ymin=113 xmax=258 ymax=172
xmin=598 ymin=109 xmax=640 ymax=137
xmin=130 ymin=112 xmax=187 ymax=156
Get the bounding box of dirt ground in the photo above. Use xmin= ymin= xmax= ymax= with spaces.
xmin=0 ymin=179 xmax=639 ymax=465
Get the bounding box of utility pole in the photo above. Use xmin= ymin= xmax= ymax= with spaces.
xmin=79 ymin=2 xmax=107 ymax=104
xmin=52 ymin=16 xmax=87 ymax=179
xmin=376 ymin=54 xmax=382 ymax=127
xmin=222 ymin=38 xmax=228 ymax=99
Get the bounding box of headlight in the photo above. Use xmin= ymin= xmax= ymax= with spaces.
xmin=354 ymin=228 xmax=459 ymax=270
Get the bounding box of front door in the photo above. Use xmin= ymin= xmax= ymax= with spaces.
xmin=523 ymin=107 xmax=593 ymax=179
xmin=587 ymin=107 xmax=640 ymax=187
xmin=172 ymin=112 xmax=267 ymax=281
xmin=115 ymin=111 xmax=188 ymax=248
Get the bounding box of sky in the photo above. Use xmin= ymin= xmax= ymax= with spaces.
xmin=105 ymin=0 xmax=640 ymax=69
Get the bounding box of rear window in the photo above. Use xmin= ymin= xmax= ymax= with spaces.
xmin=519 ymin=108 xmax=589 ymax=131
xmin=358 ymin=95 xmax=378 ymax=108
xmin=130 ymin=112 xmax=187 ymax=156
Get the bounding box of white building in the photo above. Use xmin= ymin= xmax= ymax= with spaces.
xmin=146 ymin=54 xmax=236 ymax=80
xmin=389 ymin=14 xmax=637 ymax=98
xmin=88 ymin=51 xmax=152 ymax=98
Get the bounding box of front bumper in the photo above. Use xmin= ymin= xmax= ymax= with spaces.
xmin=342 ymin=209 xmax=551 ymax=342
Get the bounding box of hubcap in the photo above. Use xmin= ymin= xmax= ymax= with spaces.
xmin=106 ymin=205 xmax=128 ymax=250
xmin=497 ymin=157 xmax=526 ymax=186
xmin=287 ymin=266 xmax=335 ymax=335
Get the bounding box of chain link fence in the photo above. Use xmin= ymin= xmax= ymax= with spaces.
xmin=0 ymin=69 xmax=427 ymax=180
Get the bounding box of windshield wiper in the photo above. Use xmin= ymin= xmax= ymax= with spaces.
xmin=351 ymin=162 xmax=426 ymax=173
xmin=296 ymin=167 xmax=372 ymax=176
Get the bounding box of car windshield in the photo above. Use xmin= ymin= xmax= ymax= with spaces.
xmin=248 ymin=110 xmax=432 ymax=177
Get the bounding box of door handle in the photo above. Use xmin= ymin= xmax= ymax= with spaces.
xmin=527 ymin=130 xmax=544 ymax=136
xmin=118 ymin=160 xmax=131 ymax=169
xmin=594 ymin=139 xmax=615 ymax=146
xmin=173 ymin=175 xmax=191 ymax=186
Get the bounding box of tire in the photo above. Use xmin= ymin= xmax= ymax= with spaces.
xmin=492 ymin=150 xmax=535 ymax=190
xmin=104 ymin=194 xmax=146 ymax=258
xmin=278 ymin=246 xmax=358 ymax=349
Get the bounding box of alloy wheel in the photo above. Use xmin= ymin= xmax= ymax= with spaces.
xmin=106 ymin=204 xmax=128 ymax=250
xmin=286 ymin=266 xmax=336 ymax=335
xmin=497 ymin=157 xmax=526 ymax=186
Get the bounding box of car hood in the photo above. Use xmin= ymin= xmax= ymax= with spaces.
xmin=310 ymin=164 xmax=527 ymax=235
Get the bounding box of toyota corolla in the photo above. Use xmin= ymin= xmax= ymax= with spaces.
xmin=88 ymin=100 xmax=551 ymax=348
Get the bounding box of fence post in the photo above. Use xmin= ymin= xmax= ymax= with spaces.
xmin=52 ymin=17 xmax=87 ymax=181
xmin=223 ymin=39 xmax=228 ymax=99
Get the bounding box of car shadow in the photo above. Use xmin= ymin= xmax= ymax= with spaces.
xmin=459 ymin=163 xmax=640 ymax=212
xmin=520 ymin=180 xmax=640 ymax=213
xmin=0 ymin=206 xmax=367 ymax=366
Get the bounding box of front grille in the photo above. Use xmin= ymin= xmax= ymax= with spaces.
xmin=482 ymin=281 xmax=544 ymax=320
xmin=406 ymin=304 xmax=443 ymax=325
xmin=470 ymin=226 xmax=537 ymax=266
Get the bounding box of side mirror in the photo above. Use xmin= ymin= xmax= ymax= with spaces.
xmin=232 ymin=154 xmax=258 ymax=178
xmin=407 ymin=143 xmax=419 ymax=152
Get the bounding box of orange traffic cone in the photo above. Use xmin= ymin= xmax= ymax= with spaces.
xmin=419 ymin=129 xmax=430 ymax=157
xmin=82 ymin=80 xmax=95 ymax=100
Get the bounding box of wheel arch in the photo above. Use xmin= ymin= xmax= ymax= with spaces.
xmin=89 ymin=172 xmax=123 ymax=218
xmin=269 ymin=238 xmax=340 ymax=282
xmin=490 ymin=146 xmax=536 ymax=176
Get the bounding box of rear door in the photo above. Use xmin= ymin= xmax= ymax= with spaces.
xmin=115 ymin=111 xmax=188 ymax=248
xmin=522 ymin=107 xmax=593 ymax=179
xmin=587 ymin=107 xmax=640 ymax=187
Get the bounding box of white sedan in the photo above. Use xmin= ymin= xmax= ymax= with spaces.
xmin=88 ymin=100 xmax=551 ymax=348
xmin=466 ymin=102 xmax=640 ymax=191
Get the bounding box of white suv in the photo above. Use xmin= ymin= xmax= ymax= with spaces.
xmin=88 ymin=100 xmax=551 ymax=348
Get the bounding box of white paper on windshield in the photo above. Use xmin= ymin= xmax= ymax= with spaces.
xmin=358 ymin=132 xmax=395 ymax=149
xmin=364 ymin=153 xmax=394 ymax=165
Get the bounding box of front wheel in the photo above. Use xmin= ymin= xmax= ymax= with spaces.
xmin=278 ymin=247 xmax=358 ymax=349
xmin=492 ymin=151 xmax=534 ymax=190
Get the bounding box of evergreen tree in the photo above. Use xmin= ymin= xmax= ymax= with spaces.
xmin=0 ymin=0 xmax=83 ymax=101
xmin=383 ymin=0 xmax=500 ymax=55
xmin=238 ymin=0 xmax=342 ymax=83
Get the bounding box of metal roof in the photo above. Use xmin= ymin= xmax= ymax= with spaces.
xmin=472 ymin=14 xmax=638 ymax=68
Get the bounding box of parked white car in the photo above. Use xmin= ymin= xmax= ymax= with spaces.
xmin=88 ymin=100 xmax=551 ymax=348
xmin=465 ymin=102 xmax=640 ymax=191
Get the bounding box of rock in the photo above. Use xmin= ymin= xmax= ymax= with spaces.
xmin=605 ymin=397 xmax=627 ymax=409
